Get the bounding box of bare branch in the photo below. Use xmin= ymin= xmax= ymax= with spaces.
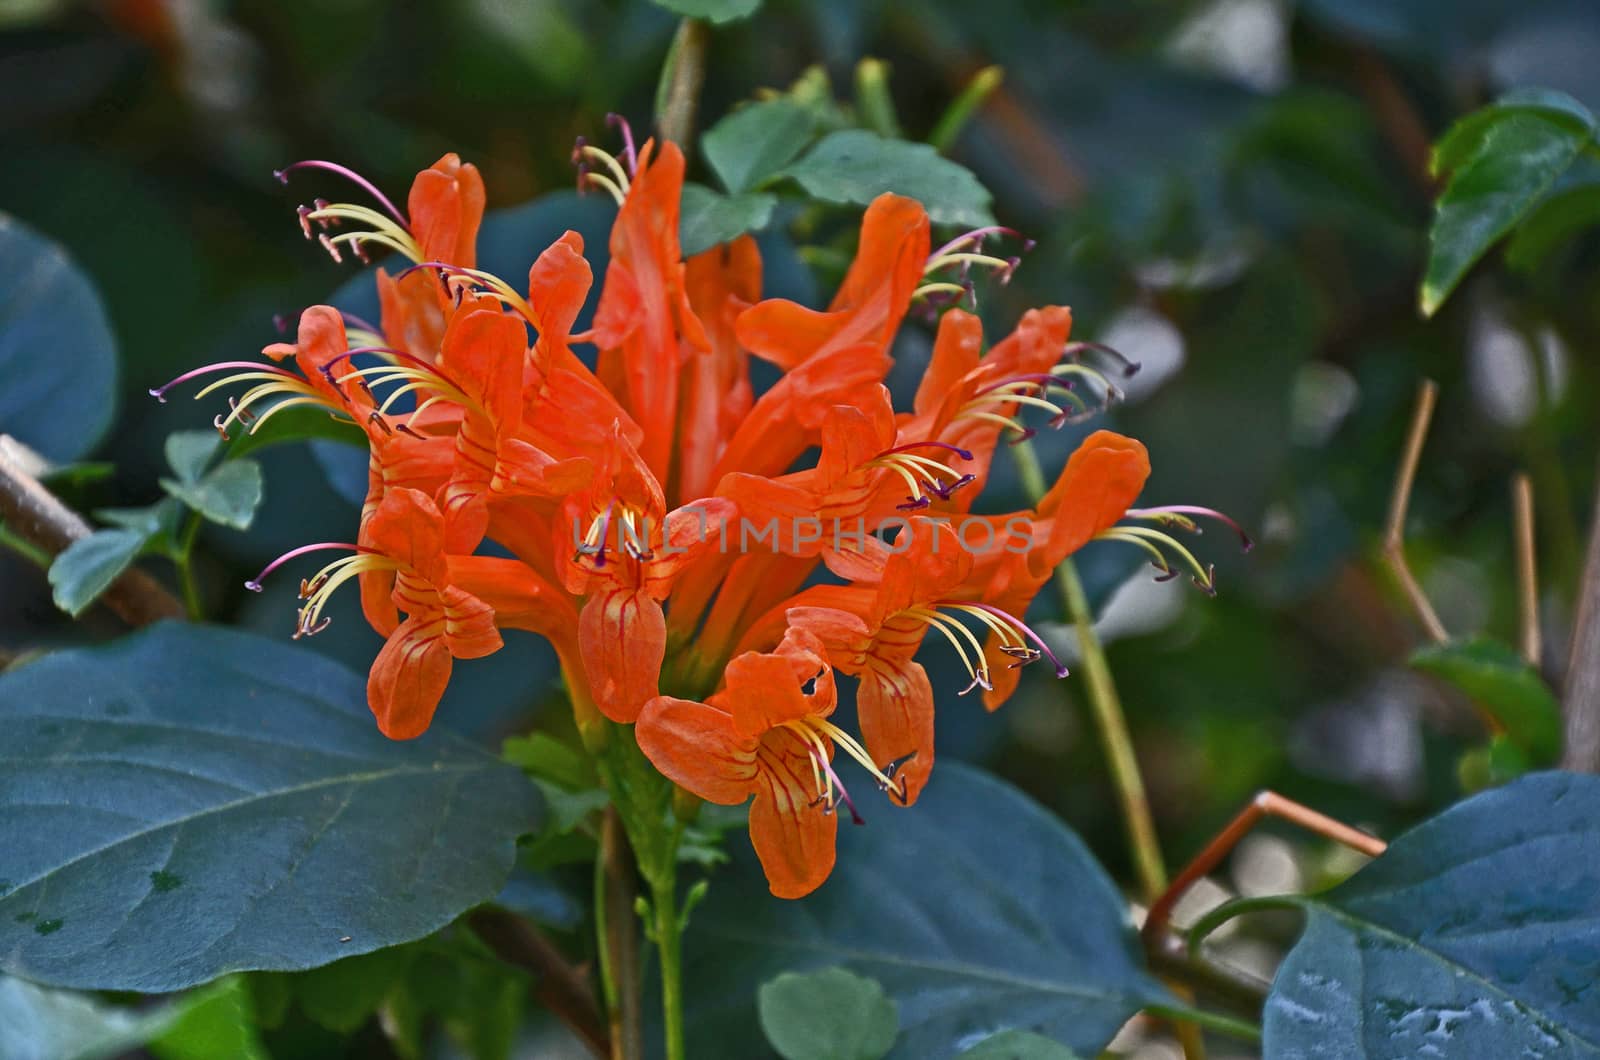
xmin=1563 ymin=468 xmax=1600 ymax=772
xmin=0 ymin=435 xmax=182 ymax=627
xmin=1382 ymin=380 xmax=1449 ymax=644
xmin=1142 ymin=791 xmax=1386 ymax=952
xmin=469 ymin=908 xmax=609 ymax=1059
xmin=1513 ymin=472 xmax=1541 ymax=666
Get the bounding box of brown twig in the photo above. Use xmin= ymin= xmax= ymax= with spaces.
xmin=1142 ymin=791 xmax=1386 ymax=951
xmin=1513 ymin=473 xmax=1541 ymax=666
xmin=1345 ymin=46 xmax=1437 ymax=198
xmin=1382 ymin=381 xmax=1450 ymax=644
xmin=656 ymin=18 xmax=709 ymax=148
xmin=1563 ymin=468 xmax=1600 ymax=771
xmin=0 ymin=435 xmax=183 ymax=627
xmin=468 ymin=908 xmax=609 ymax=1058
xmin=599 ymin=808 xmax=642 ymax=1060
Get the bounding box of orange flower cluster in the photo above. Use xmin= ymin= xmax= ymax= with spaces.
xmin=157 ymin=136 xmax=1244 ymax=897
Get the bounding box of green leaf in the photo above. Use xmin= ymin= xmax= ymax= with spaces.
xmin=0 ymin=623 xmax=541 ymax=992
xmin=1254 ymin=772 xmax=1600 ymax=1057
xmin=226 ymin=405 xmax=366 ymax=460
xmin=1421 ymin=107 xmax=1594 ymax=315
xmin=759 ymin=967 xmax=899 ymax=1060
xmin=502 ymin=732 xmax=595 ymax=790
xmin=1432 ymin=89 xmax=1596 ymax=176
xmin=1505 ymin=179 xmax=1600 ymax=270
xmin=704 ymin=99 xmax=816 ymax=193
xmin=1410 ymin=636 xmax=1561 ymax=762
xmin=957 ymin=1030 xmax=1084 ymax=1059
xmin=680 ymin=183 xmax=777 ymax=256
xmin=646 ymin=0 xmax=761 ymax=24
xmin=160 ymin=459 xmax=264 ymax=531
xmin=46 ymin=528 xmax=148 ymax=617
xmin=163 ymin=430 xmax=220 ymax=485
xmin=783 ymin=130 xmax=995 ymax=227
xmin=294 ymin=947 xmax=414 ymax=1033
xmin=0 ymin=213 xmax=118 ymax=463
xmin=149 ymin=978 xmax=267 ymax=1060
xmin=682 ymin=763 xmax=1170 ymax=1058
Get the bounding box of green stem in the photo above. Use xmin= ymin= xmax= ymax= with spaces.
xmin=649 ymin=863 xmax=685 ymax=1060
xmin=1010 ymin=440 xmax=1168 ymax=901
xmin=1147 ymin=1004 xmax=1263 ymax=1044
xmin=171 ymin=512 xmax=205 ymax=621
xmin=655 ymin=18 xmax=709 ymax=147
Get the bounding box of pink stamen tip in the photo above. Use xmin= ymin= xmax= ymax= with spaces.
xmin=246 ymin=541 xmax=361 ymax=592
xmin=1006 ymin=426 xmax=1038 ymax=446
xmin=273 ymin=160 xmax=409 ymax=228
xmin=970 ymin=603 xmax=1070 ymax=679
xmin=149 ymin=360 xmax=299 ymax=402
xmin=812 ymin=752 xmax=866 ymax=826
xmin=605 ymin=113 xmax=639 ymax=174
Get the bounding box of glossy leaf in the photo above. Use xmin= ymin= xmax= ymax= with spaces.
xmin=163 ymin=430 xmax=219 ymax=485
xmin=148 ymin=977 xmax=267 ymax=1060
xmin=647 ymin=0 xmax=761 ymax=24
xmin=784 ymin=130 xmax=995 ymax=227
xmin=46 ymin=528 xmax=147 ymax=617
xmin=1253 ymin=772 xmax=1600 ymax=1057
xmin=0 ymin=623 xmax=540 ymax=992
xmin=758 ymin=967 xmax=899 ymax=1060
xmin=680 ymin=183 xmax=777 ymax=256
xmin=704 ymin=99 xmax=815 ymax=193
xmin=1505 ymin=178 xmax=1600 ymax=269
xmin=1410 ymin=636 xmax=1561 ymax=762
xmin=784 ymin=129 xmax=992 ymax=227
xmin=1422 ymin=96 xmax=1596 ymax=315
xmin=0 ymin=213 xmax=118 ymax=463
xmin=683 ymin=763 xmax=1171 ymax=1058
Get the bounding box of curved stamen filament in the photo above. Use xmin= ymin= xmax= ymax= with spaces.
xmin=275 ymin=161 xmax=408 ymax=226
xmin=904 ymin=605 xmax=991 ymax=693
xmin=397 ymin=261 xmax=541 ymax=329
xmin=912 ymin=281 xmax=970 ymax=302
xmin=930 ymin=225 xmax=1027 ymax=261
xmin=578 ymin=145 xmax=632 ymax=196
xmin=782 ymin=715 xmax=904 ymax=807
xmin=149 ymin=361 xmax=301 ymax=403
xmin=1126 ymin=505 xmax=1254 ymax=552
xmin=299 ymin=554 xmax=402 ymax=632
xmin=924 ymin=251 xmax=1017 ymax=276
xmin=1098 ymin=526 xmax=1217 ymax=593
xmin=245 ymin=541 xmax=361 ymax=592
xmin=958 ymin=602 xmax=1070 ymax=678
xmin=605 ymin=113 xmax=639 ymax=176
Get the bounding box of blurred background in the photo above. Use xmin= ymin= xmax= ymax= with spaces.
xmin=2 ymin=1 xmax=1599 ymax=1053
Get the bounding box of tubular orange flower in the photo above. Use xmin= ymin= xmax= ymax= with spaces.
xmin=637 ymin=628 xmax=908 ymax=899
xmin=158 ymin=129 xmax=1243 ymax=897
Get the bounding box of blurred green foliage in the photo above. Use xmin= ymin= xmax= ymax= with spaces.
xmin=4 ymin=1 xmax=1600 ymax=1052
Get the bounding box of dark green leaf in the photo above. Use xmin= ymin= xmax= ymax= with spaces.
xmin=1505 ymin=179 xmax=1600 ymax=270
xmin=683 ymin=763 xmax=1170 ymax=1058
xmin=46 ymin=528 xmax=148 ymax=617
xmin=957 ymin=1030 xmax=1083 ymax=1059
xmin=1255 ymin=772 xmax=1600 ymax=1057
xmin=646 ymin=0 xmax=761 ymax=25
xmin=704 ymin=99 xmax=816 ymax=193
xmin=294 ymin=948 xmax=414 ymax=1034
xmin=680 ymin=183 xmax=777 ymax=256
xmin=160 ymin=459 xmax=264 ymax=531
xmin=226 ymin=406 xmax=366 ymax=460
xmin=783 ymin=130 xmax=995 ymax=227
xmin=759 ymin=967 xmax=899 ymax=1060
xmin=0 ymin=213 xmax=118 ymax=463
xmin=0 ymin=623 xmax=540 ymax=992
xmin=1411 ymin=636 xmax=1561 ymax=762
xmin=1422 ymin=110 xmax=1594 ymax=315
xmin=1432 ymin=89 xmax=1596 ymax=175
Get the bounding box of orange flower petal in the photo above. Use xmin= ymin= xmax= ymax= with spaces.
xmin=368 ymin=615 xmax=453 ymax=739
xmin=857 ymin=660 xmax=934 ymax=806
xmin=363 ymin=487 xmax=449 ymax=585
xmin=636 ymin=695 xmax=758 ymax=805
xmin=748 ymin=728 xmax=837 ymax=899
xmin=1033 ymin=430 xmax=1150 ymax=577
xmin=579 ymin=586 xmax=666 ymax=723
xmin=407 ymin=153 xmax=486 ymax=268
